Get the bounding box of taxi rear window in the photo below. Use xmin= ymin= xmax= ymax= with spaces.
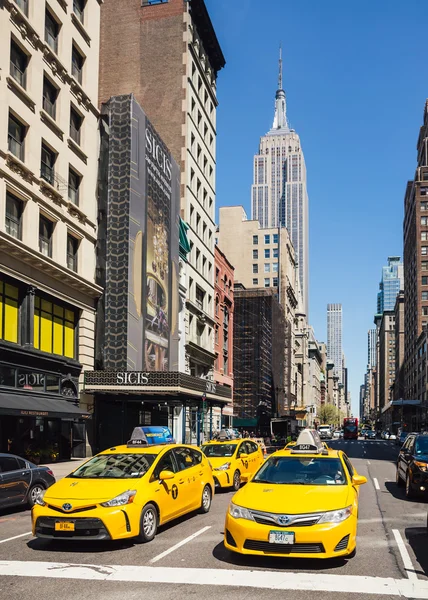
xmin=69 ymin=454 xmax=156 ymax=479
xmin=201 ymin=444 xmax=238 ymax=457
xmin=253 ymin=457 xmax=347 ymax=486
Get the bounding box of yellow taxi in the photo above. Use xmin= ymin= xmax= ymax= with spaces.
xmin=201 ymin=433 xmax=264 ymax=491
xmin=224 ymin=429 xmax=367 ymax=559
xmin=32 ymin=428 xmax=214 ymax=543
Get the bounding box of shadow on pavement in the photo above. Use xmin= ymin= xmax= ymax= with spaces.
xmin=27 ymin=537 xmax=134 ymax=554
xmin=329 ymin=440 xmax=399 ymax=464
xmin=404 ymin=525 xmax=428 ymax=578
xmin=384 ymin=481 xmax=428 ymax=504
xmin=212 ymin=541 xmax=349 ymax=571
xmin=0 ymin=505 xmax=31 ymax=518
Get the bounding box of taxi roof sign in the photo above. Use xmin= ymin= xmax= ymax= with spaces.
xmin=127 ymin=426 xmax=174 ymax=448
xmin=127 ymin=427 xmax=149 ymax=448
xmin=290 ymin=429 xmax=327 ymax=454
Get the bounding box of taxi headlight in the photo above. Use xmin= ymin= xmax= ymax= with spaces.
xmin=215 ymin=462 xmax=231 ymax=471
xmin=229 ymin=502 xmax=254 ymax=521
xmin=318 ymin=506 xmax=353 ymax=524
xmin=100 ymin=490 xmax=137 ymax=507
xmin=34 ymin=489 xmax=46 ymax=506
xmin=414 ymin=461 xmax=427 ymax=471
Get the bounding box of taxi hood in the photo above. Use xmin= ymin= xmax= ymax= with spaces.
xmin=234 ymin=481 xmax=352 ymax=513
xmin=44 ymin=477 xmax=141 ymax=502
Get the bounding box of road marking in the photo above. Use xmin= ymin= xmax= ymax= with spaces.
xmin=149 ymin=526 xmax=211 ymax=564
xmin=392 ymin=529 xmax=418 ymax=581
xmin=359 ymin=513 xmax=426 ymax=524
xmin=0 ymin=532 xmax=32 ymax=545
xmin=1 ymin=561 xmax=428 ymax=597
xmin=373 ymin=477 xmax=380 ymax=490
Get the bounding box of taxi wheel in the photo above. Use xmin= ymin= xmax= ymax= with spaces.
xmin=136 ymin=503 xmax=158 ymax=543
xmin=232 ymin=470 xmax=241 ymax=491
xmin=199 ymin=485 xmax=212 ymax=514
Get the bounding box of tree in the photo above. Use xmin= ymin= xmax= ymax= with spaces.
xmin=319 ymin=404 xmax=338 ymax=425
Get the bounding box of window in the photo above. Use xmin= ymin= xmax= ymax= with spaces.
xmin=34 ymin=296 xmax=76 ymax=358
xmin=264 ymin=278 xmax=270 ymax=287
xmin=43 ymin=77 xmax=58 ymax=119
xmin=0 ymin=456 xmax=20 ymax=473
xmin=423 ymin=291 xmax=428 ymax=301
xmin=423 ymin=307 xmax=428 ymax=316
xmin=273 ymin=247 xmax=279 ymax=258
xmin=273 ymin=233 xmax=278 ymax=244
xmin=253 ymin=235 xmax=258 ymax=245
xmin=422 ymin=217 xmax=428 ymax=226
xmin=264 ymin=234 xmax=270 ymax=244
xmin=68 ymin=167 xmax=81 ymax=205
xmin=422 ymin=231 xmax=428 ymax=241
xmin=0 ymin=277 xmax=19 ymax=343
xmin=421 ymin=187 xmax=428 ymax=197
xmin=174 ymin=447 xmax=198 ymax=471
xmin=423 ymin=172 xmax=428 ymax=181
xmin=422 ymin=262 xmax=428 ymax=270
xmin=153 ymin=450 xmax=176 ymax=479
xmin=215 ymin=297 xmax=219 ymax=316
xmin=264 ymin=263 xmax=270 ymax=273
xmin=422 ymin=202 xmax=428 ymax=211
xmin=273 ymin=263 xmax=278 ymax=273
xmin=8 ymin=113 xmax=25 ymax=161
xmin=273 ymin=277 xmax=278 ymax=287
xmin=71 ymin=45 xmax=84 ymax=84
xmin=195 ymin=286 xmax=205 ymax=310
xmin=73 ymin=0 xmax=85 ymax=23
xmin=5 ymin=193 xmax=23 ymax=240
xmin=252 ymin=278 xmax=258 ymax=285
xmin=14 ymin=0 xmax=28 ymax=15
xmin=45 ymin=10 xmax=59 ymax=54
xmin=252 ymin=264 xmax=258 ymax=274
xmin=423 ymin=277 xmax=428 ymax=285
xmin=41 ymin=143 xmax=56 ymax=185
xmin=422 ymin=247 xmax=428 ymax=256
xmin=10 ymin=39 xmax=28 ymax=88
xmin=253 ymin=249 xmax=258 ymax=259
xmin=67 ymin=235 xmax=78 ymax=272
xmin=264 ymin=249 xmax=270 ymax=258
xmin=215 ymin=268 xmax=219 ymax=284
xmin=39 ymin=215 xmax=53 ymax=257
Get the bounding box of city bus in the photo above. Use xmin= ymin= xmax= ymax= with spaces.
xmin=343 ymin=417 xmax=359 ymax=440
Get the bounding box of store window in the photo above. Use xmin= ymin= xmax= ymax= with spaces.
xmin=0 ymin=278 xmax=19 ymax=344
xmin=34 ymin=296 xmax=76 ymax=358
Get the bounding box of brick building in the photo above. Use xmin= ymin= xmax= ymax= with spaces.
xmin=99 ymin=0 xmax=225 ymax=384
xmin=213 ymin=245 xmax=234 ymax=428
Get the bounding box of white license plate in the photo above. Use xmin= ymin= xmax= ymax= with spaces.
xmin=269 ymin=530 xmax=294 ymax=544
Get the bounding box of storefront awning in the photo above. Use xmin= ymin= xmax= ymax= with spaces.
xmin=233 ymin=418 xmax=258 ymax=428
xmin=0 ymin=392 xmax=91 ymax=420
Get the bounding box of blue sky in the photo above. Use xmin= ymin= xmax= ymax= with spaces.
xmin=206 ymin=0 xmax=428 ymax=416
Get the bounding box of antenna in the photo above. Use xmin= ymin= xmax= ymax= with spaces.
xmin=278 ymin=44 xmax=283 ymax=90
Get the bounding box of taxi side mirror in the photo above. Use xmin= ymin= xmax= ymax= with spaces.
xmin=239 ymin=453 xmax=248 ymax=459
xmin=159 ymin=470 xmax=175 ymax=481
xmin=352 ymin=475 xmax=367 ymax=486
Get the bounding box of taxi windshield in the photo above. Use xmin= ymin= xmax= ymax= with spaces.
xmin=253 ymin=456 xmax=347 ymax=485
xmin=68 ymin=454 xmax=156 ymax=479
xmin=201 ymin=444 xmax=238 ymax=457
xmin=415 ymin=437 xmax=428 ymax=455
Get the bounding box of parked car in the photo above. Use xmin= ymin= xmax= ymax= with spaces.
xmin=365 ymin=430 xmax=376 ymax=440
xmin=396 ymin=433 xmax=428 ymax=498
xmin=0 ymin=453 xmax=55 ymax=510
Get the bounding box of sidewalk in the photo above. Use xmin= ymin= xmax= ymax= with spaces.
xmin=43 ymin=458 xmax=87 ymax=480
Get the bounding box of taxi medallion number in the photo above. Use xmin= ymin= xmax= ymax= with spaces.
xmin=55 ymin=521 xmax=75 ymax=532
xmin=269 ymin=530 xmax=294 ymax=544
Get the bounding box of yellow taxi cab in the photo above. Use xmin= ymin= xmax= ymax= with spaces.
xmin=224 ymin=429 xmax=367 ymax=559
xmin=201 ymin=433 xmax=264 ymax=491
xmin=32 ymin=428 xmax=214 ymax=543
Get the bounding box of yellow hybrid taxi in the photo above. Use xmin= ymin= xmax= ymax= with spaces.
xmin=32 ymin=428 xmax=214 ymax=542
xmin=224 ymin=429 xmax=367 ymax=559
xmin=201 ymin=434 xmax=264 ymax=491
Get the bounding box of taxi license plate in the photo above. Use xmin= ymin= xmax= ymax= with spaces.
xmin=55 ymin=522 xmax=75 ymax=532
xmin=269 ymin=530 xmax=294 ymax=544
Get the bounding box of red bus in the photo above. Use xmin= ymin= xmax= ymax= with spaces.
xmin=343 ymin=417 xmax=358 ymax=440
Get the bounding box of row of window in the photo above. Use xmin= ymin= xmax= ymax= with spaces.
xmin=189 ymin=171 xmax=213 ymax=215
xmin=189 ymin=204 xmax=213 ymax=245
xmin=5 ymin=192 xmax=79 ymax=272
xmin=190 ymin=134 xmax=214 ymax=183
xmin=253 ymin=248 xmax=279 ymax=259
xmin=0 ymin=277 xmax=77 ymax=359
xmin=8 ymin=113 xmax=82 ymax=206
xmin=252 ymin=263 xmax=278 ymax=274
xmin=252 ymin=277 xmax=279 ymax=288
xmin=253 ymin=233 xmax=279 ymax=245
xmin=14 ymin=0 xmax=86 ymax=23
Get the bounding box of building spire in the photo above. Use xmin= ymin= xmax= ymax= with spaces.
xmin=272 ymin=44 xmax=288 ymax=131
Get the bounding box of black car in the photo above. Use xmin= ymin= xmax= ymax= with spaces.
xmin=396 ymin=433 xmax=428 ymax=498
xmin=365 ymin=430 xmax=376 ymax=439
xmin=0 ymin=453 xmax=56 ymax=510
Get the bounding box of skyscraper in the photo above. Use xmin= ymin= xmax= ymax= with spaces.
xmin=368 ymin=329 xmax=377 ymax=369
xmin=327 ymin=304 xmax=343 ymax=383
xmin=377 ymin=257 xmax=404 ymax=313
xmin=251 ymin=49 xmax=309 ymax=314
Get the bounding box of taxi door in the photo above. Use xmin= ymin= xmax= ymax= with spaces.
xmin=249 ymin=440 xmax=264 ymax=473
xmin=237 ymin=441 xmax=251 ymax=475
xmin=151 ymin=450 xmax=184 ymax=523
xmin=342 ymin=453 xmax=360 ymax=502
xmin=173 ymin=447 xmax=200 ymax=512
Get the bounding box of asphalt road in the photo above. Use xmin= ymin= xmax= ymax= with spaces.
xmin=0 ymin=439 xmax=427 ymax=600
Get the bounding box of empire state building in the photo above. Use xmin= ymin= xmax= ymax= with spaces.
xmin=251 ymin=50 xmax=309 ymax=314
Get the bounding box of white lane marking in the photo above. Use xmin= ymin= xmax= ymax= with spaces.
xmin=359 ymin=514 xmax=426 ymax=524
xmin=0 ymin=532 xmax=32 ymax=545
xmin=373 ymin=477 xmax=380 ymax=490
xmin=1 ymin=561 xmax=428 ymax=597
xmin=392 ymin=529 xmax=418 ymax=581
xmin=149 ymin=526 xmax=211 ymax=564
